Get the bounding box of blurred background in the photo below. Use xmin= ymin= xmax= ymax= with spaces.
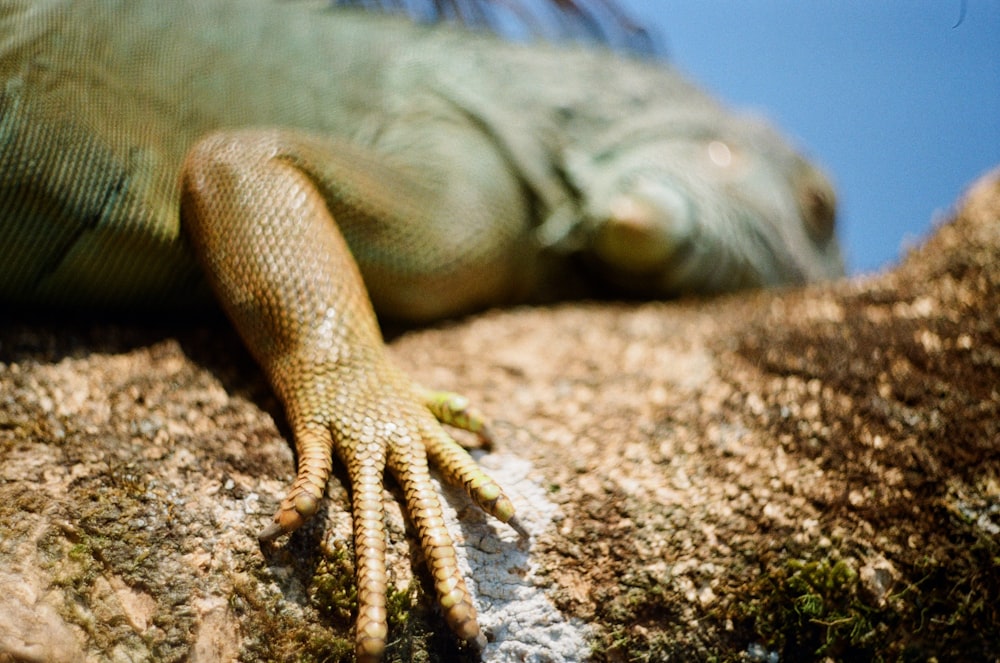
xmin=355 ymin=0 xmax=999 ymax=275
xmin=617 ymin=1 xmax=1000 ymax=275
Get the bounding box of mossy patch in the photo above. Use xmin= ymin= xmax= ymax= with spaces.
xmin=729 ymin=511 xmax=999 ymax=662
xmin=734 ymin=554 xmax=873 ymax=659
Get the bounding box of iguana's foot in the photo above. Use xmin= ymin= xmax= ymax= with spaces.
xmin=259 ymin=373 xmax=523 ymax=661
xmin=182 ymin=130 xmax=525 ymax=660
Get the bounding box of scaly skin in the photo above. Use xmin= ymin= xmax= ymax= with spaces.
xmin=2 ymin=1 xmax=842 ymax=659
xmin=181 ymin=130 xmax=524 ymax=657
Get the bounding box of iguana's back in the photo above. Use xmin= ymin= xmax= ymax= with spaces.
xmin=0 ymin=0 xmax=441 ymax=307
xmin=1 ymin=0 xmax=843 ymax=312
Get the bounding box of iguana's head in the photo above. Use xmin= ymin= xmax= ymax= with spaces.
xmin=561 ymin=113 xmax=844 ymax=295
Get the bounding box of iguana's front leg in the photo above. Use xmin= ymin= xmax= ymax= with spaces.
xmin=180 ymin=129 xmax=523 ymax=661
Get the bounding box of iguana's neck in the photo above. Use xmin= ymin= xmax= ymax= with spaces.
xmin=396 ymin=27 xmax=729 ymax=244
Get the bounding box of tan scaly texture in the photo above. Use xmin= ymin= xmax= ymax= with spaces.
xmin=181 ymin=131 xmax=521 ymax=659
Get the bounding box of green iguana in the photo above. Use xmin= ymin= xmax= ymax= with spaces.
xmin=0 ymin=1 xmax=843 ymax=660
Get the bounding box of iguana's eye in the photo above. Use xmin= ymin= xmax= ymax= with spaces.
xmin=794 ymin=165 xmax=837 ymax=242
xmin=707 ymin=140 xmax=733 ymax=168
xmin=703 ymin=140 xmax=748 ymax=180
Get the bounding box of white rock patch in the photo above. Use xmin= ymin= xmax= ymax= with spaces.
xmin=437 ymin=453 xmax=591 ymax=663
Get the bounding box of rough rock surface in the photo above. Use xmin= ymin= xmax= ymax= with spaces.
xmin=2 ymin=169 xmax=998 ymax=662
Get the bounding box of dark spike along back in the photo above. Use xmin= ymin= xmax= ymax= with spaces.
xmin=331 ymin=0 xmax=658 ymax=54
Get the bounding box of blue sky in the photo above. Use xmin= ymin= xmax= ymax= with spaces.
xmin=615 ymin=1 xmax=1000 ymax=274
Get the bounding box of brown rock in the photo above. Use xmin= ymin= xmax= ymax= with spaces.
xmin=2 ymin=168 xmax=998 ymax=661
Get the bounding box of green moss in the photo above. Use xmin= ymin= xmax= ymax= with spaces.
xmin=43 ymin=533 xmax=100 ymax=598
xmin=232 ymin=534 xmax=486 ymax=663
xmin=311 ymin=546 xmax=358 ymax=624
xmin=305 ymin=544 xmax=434 ymax=660
xmin=229 ymin=568 xmax=356 ymax=663
xmin=732 ymin=516 xmax=1000 ymax=661
xmin=736 ymin=554 xmax=875 ymax=659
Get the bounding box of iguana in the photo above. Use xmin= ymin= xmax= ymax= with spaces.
xmin=0 ymin=1 xmax=843 ymax=660
xmin=334 ymin=0 xmax=654 ymax=49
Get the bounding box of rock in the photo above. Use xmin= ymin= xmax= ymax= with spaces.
xmin=2 ymin=168 xmax=998 ymax=661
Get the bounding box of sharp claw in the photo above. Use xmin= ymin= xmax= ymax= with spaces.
xmin=258 ymin=521 xmax=285 ymax=543
xmin=470 ymin=631 xmax=488 ymax=654
xmin=507 ymin=515 xmax=530 ymax=539
xmin=475 ymin=422 xmax=494 ymax=447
